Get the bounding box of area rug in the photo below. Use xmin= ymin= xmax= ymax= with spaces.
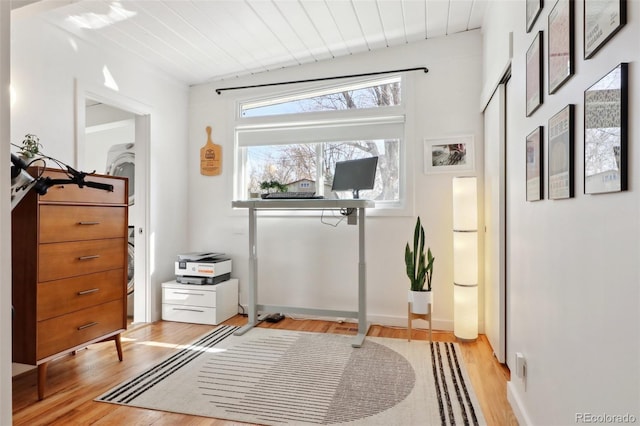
xmin=97 ymin=326 xmax=485 ymax=425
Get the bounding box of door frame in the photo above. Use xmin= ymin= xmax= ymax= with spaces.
xmin=74 ymin=79 xmax=152 ymax=324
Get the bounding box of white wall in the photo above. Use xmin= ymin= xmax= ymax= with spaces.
xmin=188 ymin=30 xmax=484 ymax=330
xmin=9 ymin=15 xmax=190 ymax=321
xmin=1 ymin=2 xmax=12 ymax=423
xmin=483 ymin=2 xmax=640 ymax=424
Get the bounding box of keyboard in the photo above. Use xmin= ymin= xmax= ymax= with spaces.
xmin=261 ymin=192 xmax=324 ymax=199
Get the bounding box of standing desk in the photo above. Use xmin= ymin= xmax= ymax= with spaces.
xmin=232 ymin=198 xmax=375 ymax=347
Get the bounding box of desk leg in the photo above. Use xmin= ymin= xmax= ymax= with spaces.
xmin=353 ymin=206 xmax=369 ymax=348
xmin=235 ymin=206 xmax=258 ymax=336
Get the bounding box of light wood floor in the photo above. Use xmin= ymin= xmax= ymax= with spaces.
xmin=12 ymin=316 xmax=519 ymax=425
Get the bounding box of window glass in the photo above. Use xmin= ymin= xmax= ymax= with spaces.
xmin=236 ymin=75 xmax=404 ymax=206
xmin=241 ymin=77 xmax=401 ymax=117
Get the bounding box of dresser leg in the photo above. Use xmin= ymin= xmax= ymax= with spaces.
xmin=115 ymin=333 xmax=123 ymax=361
xmin=37 ymin=362 xmax=48 ymax=400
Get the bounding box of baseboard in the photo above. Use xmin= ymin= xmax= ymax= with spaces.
xmin=507 ymin=381 xmax=533 ymax=426
xmin=237 ymin=304 xmax=454 ymax=331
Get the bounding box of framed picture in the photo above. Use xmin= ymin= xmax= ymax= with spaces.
xmin=584 ymin=0 xmax=627 ymax=59
xmin=526 ymin=0 xmax=543 ymax=32
xmin=548 ymin=0 xmax=574 ymax=94
xmin=526 ymin=31 xmax=543 ymax=117
xmin=548 ymin=105 xmax=574 ymax=199
xmin=423 ymin=135 xmax=475 ymax=174
xmin=584 ymin=63 xmax=628 ymax=194
xmin=526 ymin=127 xmax=544 ymax=201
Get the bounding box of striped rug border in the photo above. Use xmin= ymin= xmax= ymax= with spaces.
xmin=98 ymin=325 xmax=239 ymax=404
xmin=431 ymin=341 xmax=480 ymax=426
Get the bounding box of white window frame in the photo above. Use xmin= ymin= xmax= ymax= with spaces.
xmin=232 ymin=74 xmax=415 ymax=216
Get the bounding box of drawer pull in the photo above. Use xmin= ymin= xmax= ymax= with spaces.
xmin=77 ymin=322 xmax=98 ymax=330
xmin=78 ymin=255 xmax=100 ymax=261
xmin=173 ymin=307 xmax=205 ymax=313
xmin=173 ymin=291 xmax=205 ymax=296
xmin=78 ymin=221 xmax=101 ymax=225
xmin=77 ymin=288 xmax=99 ymax=295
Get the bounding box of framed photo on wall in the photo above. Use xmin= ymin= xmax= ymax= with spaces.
xmin=548 ymin=0 xmax=574 ymax=94
xmin=526 ymin=31 xmax=543 ymax=117
xmin=584 ymin=63 xmax=628 ymax=194
xmin=526 ymin=126 xmax=544 ymax=201
xmin=548 ymin=105 xmax=574 ymax=199
xmin=584 ymin=0 xmax=627 ymax=59
xmin=423 ymin=135 xmax=475 ymax=174
xmin=526 ymin=0 xmax=543 ymax=32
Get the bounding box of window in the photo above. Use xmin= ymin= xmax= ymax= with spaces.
xmin=241 ymin=76 xmax=401 ymax=117
xmin=235 ymin=76 xmax=405 ymax=206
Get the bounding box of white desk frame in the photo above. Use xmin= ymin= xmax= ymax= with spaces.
xmin=232 ymin=198 xmax=375 ymax=348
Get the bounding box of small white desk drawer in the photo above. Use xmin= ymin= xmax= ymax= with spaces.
xmin=161 ymin=279 xmax=238 ymax=325
xmin=162 ymin=287 xmax=216 ymax=307
xmin=162 ymin=304 xmax=218 ymax=326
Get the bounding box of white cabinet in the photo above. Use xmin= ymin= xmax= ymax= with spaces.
xmin=161 ymin=279 xmax=238 ymax=325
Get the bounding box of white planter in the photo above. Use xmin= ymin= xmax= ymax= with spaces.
xmin=408 ymin=290 xmax=432 ymax=314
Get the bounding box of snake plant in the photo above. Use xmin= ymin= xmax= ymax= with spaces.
xmin=404 ymin=216 xmax=435 ymax=292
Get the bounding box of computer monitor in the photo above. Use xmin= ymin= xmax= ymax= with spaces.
xmin=331 ymin=156 xmax=378 ymax=199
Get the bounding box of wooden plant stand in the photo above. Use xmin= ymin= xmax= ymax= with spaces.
xmin=408 ymin=302 xmax=432 ymax=342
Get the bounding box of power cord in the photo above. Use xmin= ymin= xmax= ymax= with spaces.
xmin=320 ymin=208 xmax=347 ymax=227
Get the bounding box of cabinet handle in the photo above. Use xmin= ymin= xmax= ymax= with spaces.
xmin=173 ymin=291 xmax=205 ymax=296
xmin=77 ymin=288 xmax=99 ymax=295
xmin=78 ymin=255 xmax=100 ymax=260
xmin=173 ymin=308 xmax=205 ymax=313
xmin=78 ymin=221 xmax=101 ymax=225
xmin=77 ymin=322 xmax=98 ymax=330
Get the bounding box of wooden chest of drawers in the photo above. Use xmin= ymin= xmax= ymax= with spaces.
xmin=11 ymin=168 xmax=128 ymax=399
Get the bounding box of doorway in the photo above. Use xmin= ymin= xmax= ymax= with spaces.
xmin=75 ymin=80 xmax=150 ymax=324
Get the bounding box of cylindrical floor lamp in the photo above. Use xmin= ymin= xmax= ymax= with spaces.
xmin=452 ymin=176 xmax=478 ymax=341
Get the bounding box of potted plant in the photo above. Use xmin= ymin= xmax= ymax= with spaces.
xmin=18 ymin=134 xmax=42 ymax=159
xmin=405 ymin=216 xmax=435 ymax=314
xmin=259 ymin=180 xmax=288 ymax=198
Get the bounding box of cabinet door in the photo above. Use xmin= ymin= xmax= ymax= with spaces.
xmin=37 ymin=169 xmax=126 ymax=204
xmin=38 ymin=238 xmax=125 ymax=282
xmin=37 ymin=269 xmax=125 ymax=321
xmin=39 ymin=206 xmax=126 ymax=243
xmin=37 ymin=300 xmax=124 ymax=359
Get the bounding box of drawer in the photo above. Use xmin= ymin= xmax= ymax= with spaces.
xmin=39 ymin=205 xmax=126 ymax=243
xmin=39 ymin=238 xmax=125 ymax=282
xmin=37 ymin=269 xmax=125 ymax=321
xmin=37 ymin=299 xmax=124 ymax=360
xmin=162 ymin=304 xmax=219 ymax=325
xmin=162 ymin=287 xmax=217 ymax=308
xmin=36 ymin=169 xmax=126 ymax=205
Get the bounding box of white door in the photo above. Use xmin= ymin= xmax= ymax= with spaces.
xmin=483 ymin=82 xmax=507 ymax=363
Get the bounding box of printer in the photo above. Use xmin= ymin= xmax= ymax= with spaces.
xmin=175 ymin=252 xmax=232 ymax=285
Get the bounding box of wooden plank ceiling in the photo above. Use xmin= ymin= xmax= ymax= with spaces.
xmin=36 ymin=0 xmax=486 ymax=86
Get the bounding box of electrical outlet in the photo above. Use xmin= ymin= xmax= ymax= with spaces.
xmin=515 ymin=352 xmax=527 ymax=390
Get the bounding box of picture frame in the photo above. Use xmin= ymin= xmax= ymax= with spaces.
xmin=584 ymin=63 xmax=628 ymax=194
xmin=423 ymin=135 xmax=475 ymax=174
xmin=526 ymin=0 xmax=543 ymax=32
xmin=584 ymin=0 xmax=627 ymax=59
xmin=548 ymin=105 xmax=574 ymax=199
xmin=526 ymin=31 xmax=543 ymax=117
xmin=526 ymin=126 xmax=544 ymax=201
xmin=548 ymin=0 xmax=574 ymax=94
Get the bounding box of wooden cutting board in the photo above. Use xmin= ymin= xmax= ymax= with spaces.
xmin=200 ymin=126 xmax=221 ymax=176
